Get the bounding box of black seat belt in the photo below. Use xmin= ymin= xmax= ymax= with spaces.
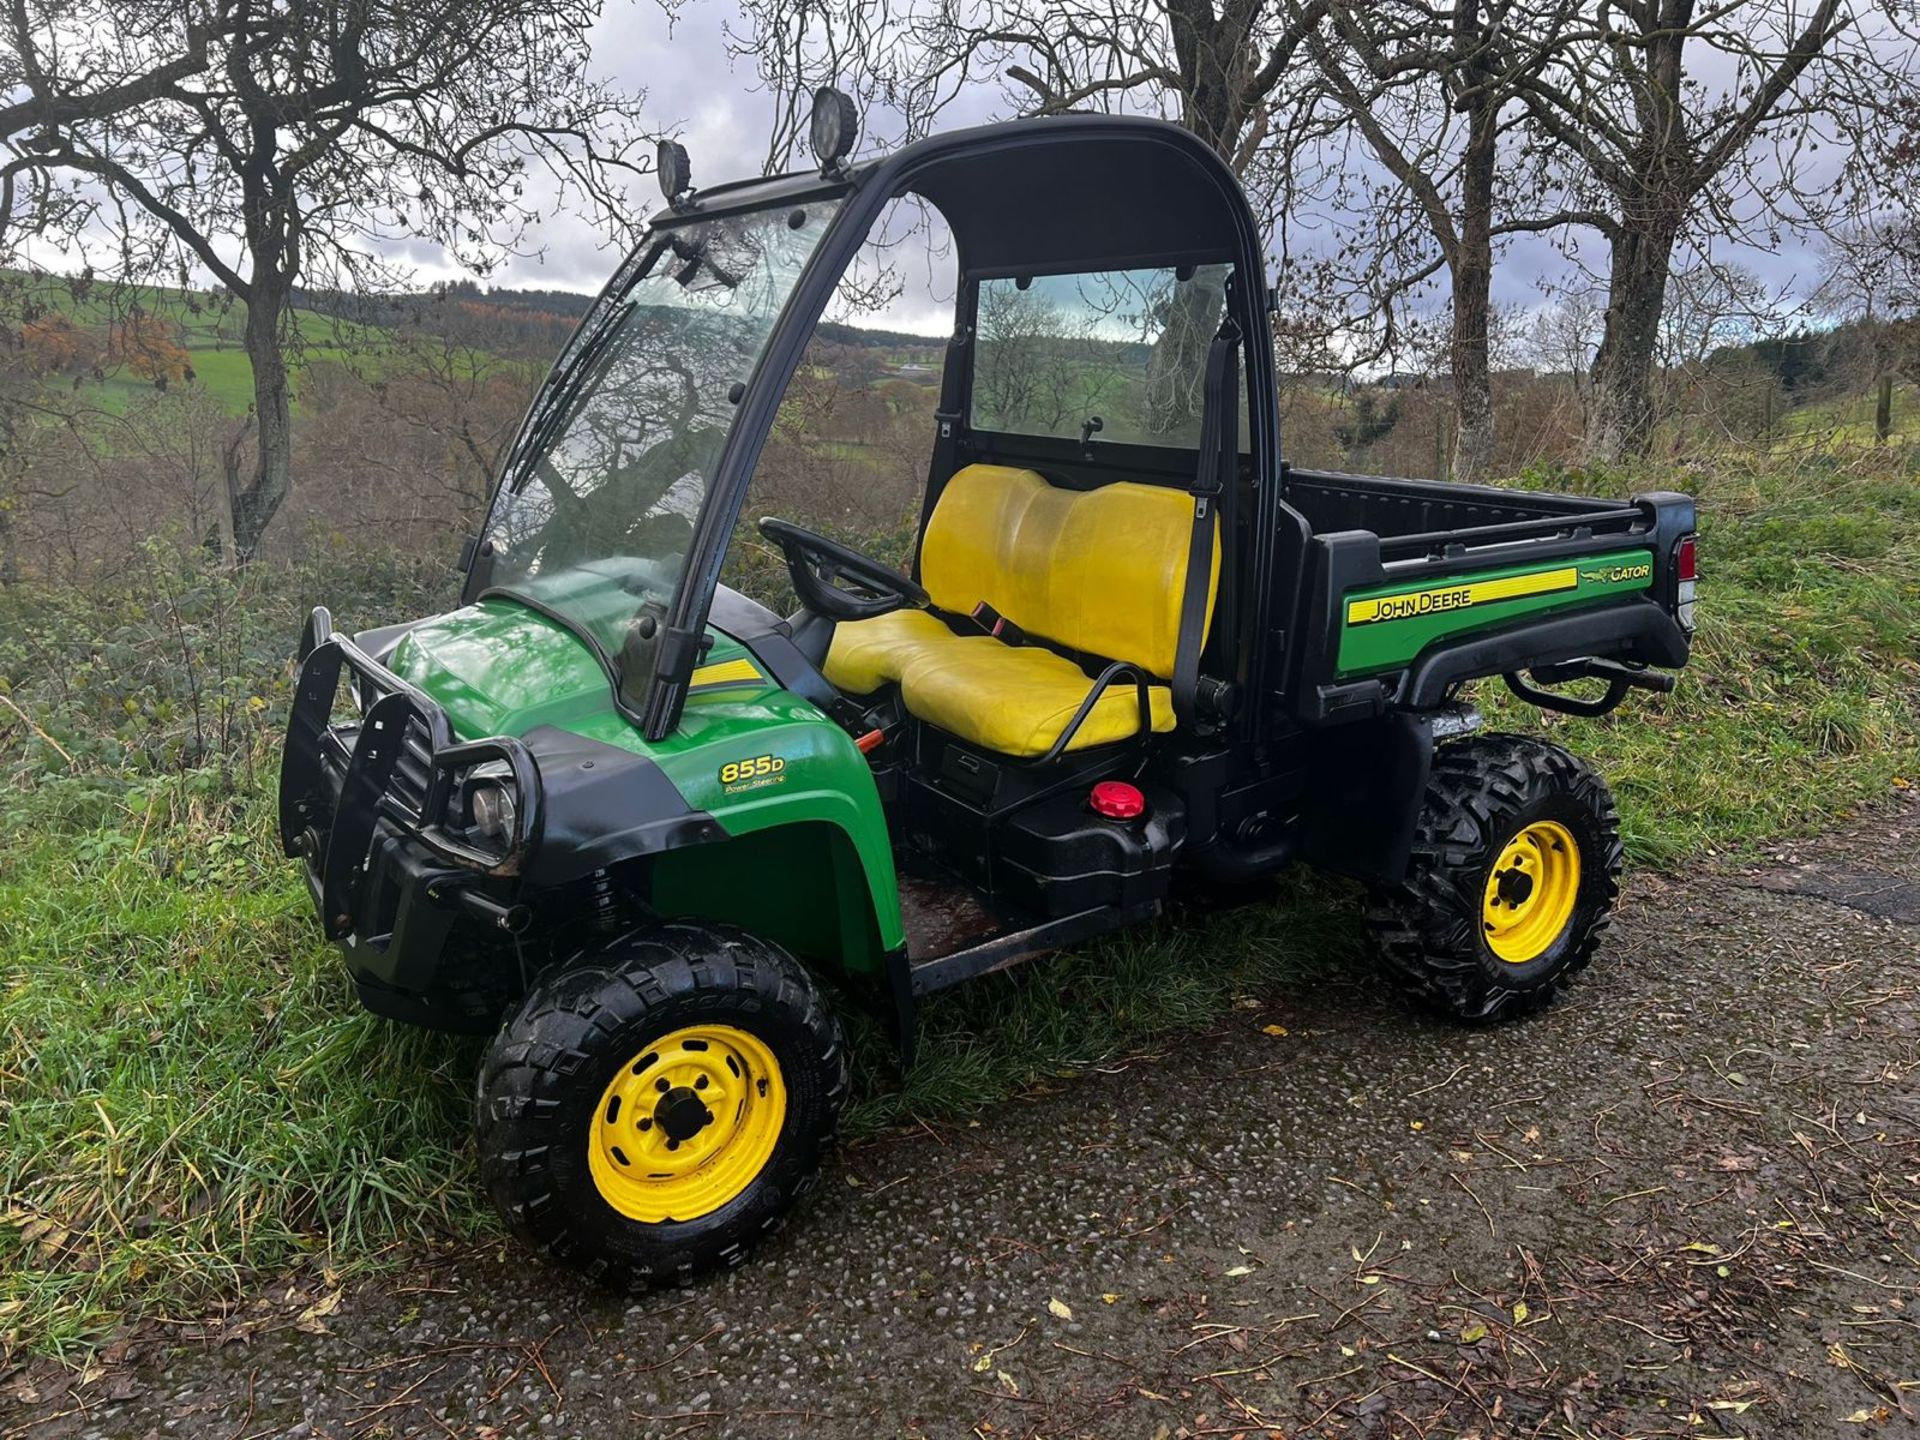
xmin=1173 ymin=317 xmax=1241 ymax=726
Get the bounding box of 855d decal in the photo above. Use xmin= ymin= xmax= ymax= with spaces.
xmin=719 ymin=752 xmax=787 ymax=794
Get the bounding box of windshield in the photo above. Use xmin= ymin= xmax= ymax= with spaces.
xmin=476 ymin=199 xmax=842 ymax=666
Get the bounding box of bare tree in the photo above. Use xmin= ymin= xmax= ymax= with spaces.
xmin=726 ymin=0 xmax=1330 ymax=169
xmin=0 ymin=1 xmax=214 ymax=255
xmin=1513 ymin=0 xmax=1916 ymax=462
xmin=1284 ymin=1 xmax=1587 ymax=481
xmin=1817 ymin=210 xmax=1920 ymax=442
xmin=6 ymin=0 xmax=653 ymax=560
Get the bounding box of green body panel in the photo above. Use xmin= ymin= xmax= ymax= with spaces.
xmin=385 ymin=598 xmax=904 ymax=971
xmin=1336 ymin=547 xmax=1656 ymax=677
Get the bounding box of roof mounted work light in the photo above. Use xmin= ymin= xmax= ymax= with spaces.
xmin=657 ymin=138 xmax=694 ymax=210
xmin=809 ymin=86 xmax=859 ymax=174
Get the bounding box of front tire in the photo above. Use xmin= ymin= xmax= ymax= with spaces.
xmin=1365 ymin=734 xmax=1622 ymax=1022
xmin=475 ymin=922 xmax=848 ymax=1287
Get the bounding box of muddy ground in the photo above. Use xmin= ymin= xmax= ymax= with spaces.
xmin=5 ymin=804 xmax=1919 ymax=1439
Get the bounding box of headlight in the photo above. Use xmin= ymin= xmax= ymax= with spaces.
xmin=461 ymin=762 xmax=518 ymax=845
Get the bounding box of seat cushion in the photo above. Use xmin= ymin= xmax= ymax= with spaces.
xmin=824 ymin=608 xmax=1174 ymax=756
xmin=919 ymin=464 xmax=1217 ymax=680
xmin=821 ymin=608 xmax=954 ymax=698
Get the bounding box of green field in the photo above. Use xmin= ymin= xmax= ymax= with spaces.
xmin=5 ymin=270 xmax=474 ymax=418
xmin=1773 ymin=379 xmax=1919 ymax=447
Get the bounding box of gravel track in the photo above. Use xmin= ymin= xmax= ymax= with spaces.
xmin=7 ymin=804 xmax=1919 ymax=1439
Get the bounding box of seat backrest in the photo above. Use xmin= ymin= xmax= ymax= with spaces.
xmin=919 ymin=464 xmax=1218 ymax=680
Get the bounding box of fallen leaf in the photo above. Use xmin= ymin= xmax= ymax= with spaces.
xmin=1460 ymin=1322 xmax=1488 ymax=1343
xmin=998 ymin=1369 xmax=1020 ymax=1395
xmin=1261 ymin=1024 xmax=1289 ymax=1037
xmin=1101 ymin=1293 xmax=1120 ymax=1305
xmin=973 ymin=1354 xmax=994 ymax=1373
xmin=294 ymin=1290 xmax=341 ymax=1335
xmin=1512 ymin=1301 xmax=1529 ymax=1323
xmin=1225 ymin=1264 xmax=1254 ymax=1277
xmin=1047 ymin=1297 xmax=1073 ymax=1321
xmin=1707 ymin=1400 xmax=1754 ymax=1413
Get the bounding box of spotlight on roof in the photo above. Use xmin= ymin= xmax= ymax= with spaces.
xmin=809 ymin=86 xmax=859 ymax=175
xmin=657 ymin=138 xmax=694 ymax=210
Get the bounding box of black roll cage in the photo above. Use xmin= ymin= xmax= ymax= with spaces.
xmin=462 ymin=114 xmax=1285 ymax=749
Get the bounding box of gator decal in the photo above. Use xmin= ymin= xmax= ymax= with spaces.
xmin=1337 ymin=547 xmax=1655 ymax=677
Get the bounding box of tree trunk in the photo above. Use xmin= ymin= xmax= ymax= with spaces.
xmin=1449 ymin=260 xmax=1496 ymax=482
xmin=230 ymin=282 xmax=292 ymax=560
xmin=1875 ymin=370 xmax=1893 ymax=444
xmin=1445 ymin=3 xmax=1498 ymax=485
xmin=1585 ymin=220 xmax=1681 ymax=463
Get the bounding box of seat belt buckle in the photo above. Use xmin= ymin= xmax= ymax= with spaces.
xmin=969 ymin=601 xmax=1025 ymax=646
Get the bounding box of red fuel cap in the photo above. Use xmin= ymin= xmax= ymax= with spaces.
xmin=1088 ymin=780 xmax=1146 ymax=820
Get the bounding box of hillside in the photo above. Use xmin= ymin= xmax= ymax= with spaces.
xmin=5 ymin=270 xmax=401 ymax=416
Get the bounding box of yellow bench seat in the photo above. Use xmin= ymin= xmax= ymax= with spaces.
xmin=823 ymin=464 xmax=1214 ymax=758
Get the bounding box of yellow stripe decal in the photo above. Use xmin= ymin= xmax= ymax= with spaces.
xmin=688 ymin=658 xmax=766 ymax=690
xmin=1346 ymin=566 xmax=1578 ymax=626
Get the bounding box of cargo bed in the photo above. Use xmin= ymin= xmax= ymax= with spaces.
xmin=1280 ymin=469 xmax=1695 ymax=727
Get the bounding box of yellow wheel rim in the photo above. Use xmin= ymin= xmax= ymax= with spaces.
xmin=1481 ymin=820 xmax=1582 ymax=964
xmin=587 ymin=1024 xmax=787 ymax=1224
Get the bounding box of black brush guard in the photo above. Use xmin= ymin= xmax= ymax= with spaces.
xmin=278 ymin=606 xmax=541 ymax=947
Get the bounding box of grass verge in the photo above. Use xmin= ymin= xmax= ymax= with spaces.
xmin=4 ymin=445 xmax=1919 ymax=1359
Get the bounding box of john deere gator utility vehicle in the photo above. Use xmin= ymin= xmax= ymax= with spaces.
xmin=280 ymin=91 xmax=1697 ymax=1285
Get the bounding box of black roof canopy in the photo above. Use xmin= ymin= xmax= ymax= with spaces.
xmin=894 ymin=121 xmax=1245 ymax=275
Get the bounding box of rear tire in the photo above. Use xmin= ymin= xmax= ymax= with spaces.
xmin=475 ymin=921 xmax=848 ymax=1288
xmin=1365 ymin=734 xmax=1622 ymax=1022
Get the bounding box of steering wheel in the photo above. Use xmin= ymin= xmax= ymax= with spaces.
xmin=757 ymin=517 xmax=928 ymax=623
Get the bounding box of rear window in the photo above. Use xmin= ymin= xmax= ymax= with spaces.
xmin=969 ymin=264 xmax=1238 ymax=448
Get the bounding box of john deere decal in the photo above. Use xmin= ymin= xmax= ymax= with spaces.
xmin=1346 ymin=567 xmax=1577 ymax=625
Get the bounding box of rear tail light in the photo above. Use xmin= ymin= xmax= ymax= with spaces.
xmin=1673 ymin=534 xmax=1697 ymax=632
